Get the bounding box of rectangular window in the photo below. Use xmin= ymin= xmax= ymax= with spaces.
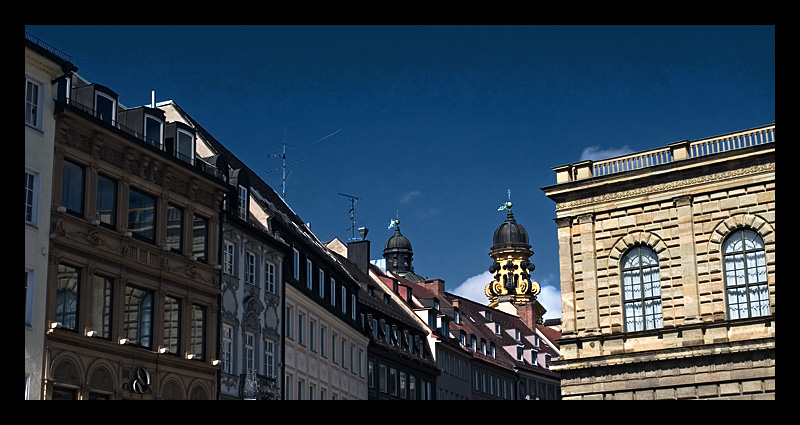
xmin=330 ymin=278 xmax=336 ymax=306
xmin=163 ymin=296 xmax=180 ymax=354
xmin=298 ymin=312 xmax=305 ymax=346
xmin=265 ymin=340 xmax=275 ymax=377
xmin=123 ymin=286 xmax=153 ymax=348
xmin=90 ymin=275 xmax=112 ymax=339
xmin=246 ymin=251 xmax=256 ymax=285
xmin=306 ymin=259 xmax=313 ymax=289
xmin=389 ymin=367 xmax=397 ymax=396
xmin=166 ymin=204 xmax=183 ymax=252
xmin=320 ymin=326 xmax=327 ymax=358
xmin=293 ymin=249 xmax=300 ymax=280
xmin=24 ymin=169 xmax=38 ymax=225
xmin=351 ymin=294 xmax=357 ymax=320
xmin=331 ymin=333 xmax=338 ymax=363
xmin=319 ymin=270 xmax=325 ymax=298
xmin=222 ymin=325 xmax=233 ymax=374
xmin=400 ymin=371 xmax=407 ymax=399
xmin=223 ymin=241 xmax=235 ymax=275
xmin=359 ymin=349 xmax=364 ymax=378
xmin=128 ymin=188 xmax=155 ymax=241
xmin=342 ymin=339 xmax=348 ymax=370
xmin=310 ymin=319 xmax=317 ymax=351
xmin=265 ymin=261 xmax=276 ymax=293
xmin=25 ymin=77 xmax=42 ymax=129
xmin=61 ymin=159 xmax=84 ymax=215
xmin=341 ymin=286 xmax=347 ymax=313
xmin=245 ymin=332 xmax=255 ymax=375
xmin=96 ymin=174 xmax=117 ymax=228
xmin=379 ymin=364 xmax=387 ymax=393
xmin=95 ymin=91 xmax=116 ymax=125
xmin=368 ymin=360 xmax=375 ymax=388
xmin=56 ymin=264 xmax=80 ymax=331
xmin=176 ymin=128 xmax=194 ymax=164
xmin=237 ymin=185 xmax=248 ymax=219
xmin=192 ymin=215 xmax=208 ymax=262
xmin=190 ymin=305 xmax=206 ymax=360
xmin=144 ymin=115 xmax=163 ymax=148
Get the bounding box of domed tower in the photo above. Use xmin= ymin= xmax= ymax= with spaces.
xmin=383 ymin=218 xmax=416 ymax=276
xmin=485 ymin=201 xmax=541 ymax=312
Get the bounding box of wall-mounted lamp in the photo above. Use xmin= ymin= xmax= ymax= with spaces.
xmin=211 ymin=359 xmax=221 ymax=366
xmin=56 ymin=206 xmax=66 ymax=213
xmin=119 ymin=337 xmax=130 ymax=345
xmin=158 ymin=346 xmax=169 ymax=354
xmin=48 ymin=321 xmax=62 ymax=334
xmin=185 ymin=352 xmax=195 ymax=360
xmin=213 ymin=264 xmax=222 ymax=271
xmin=85 ymin=329 xmax=98 ymax=337
xmin=123 ymin=231 xmax=132 ymax=238
xmin=161 ymin=245 xmax=170 ymax=251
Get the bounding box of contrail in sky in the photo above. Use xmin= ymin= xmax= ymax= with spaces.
xmin=311 ymin=129 xmax=342 ymax=144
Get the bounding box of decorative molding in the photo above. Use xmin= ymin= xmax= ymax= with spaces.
xmin=556 ymin=162 xmax=774 ymax=211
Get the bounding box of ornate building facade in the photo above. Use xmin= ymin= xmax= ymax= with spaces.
xmin=542 ymin=124 xmax=775 ymax=399
xmin=44 ymin=73 xmax=228 ymax=399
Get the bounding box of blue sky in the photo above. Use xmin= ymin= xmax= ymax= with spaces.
xmin=26 ymin=25 xmax=775 ymax=320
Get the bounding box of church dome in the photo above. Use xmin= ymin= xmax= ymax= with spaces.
xmin=492 ymin=209 xmax=530 ymax=249
xmin=384 ymin=227 xmax=413 ymax=252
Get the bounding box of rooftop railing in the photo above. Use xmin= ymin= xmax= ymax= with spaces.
xmin=553 ymin=124 xmax=775 ymax=183
xmin=25 ymin=31 xmax=75 ymax=65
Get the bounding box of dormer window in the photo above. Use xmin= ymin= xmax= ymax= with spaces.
xmin=515 ymin=329 xmax=521 ymax=342
xmin=453 ymin=307 xmax=460 ymax=324
xmin=433 ymin=298 xmax=439 ymax=310
xmin=94 ymin=91 xmax=116 ymax=125
xmin=495 ymin=323 xmax=501 ymax=335
xmin=176 ymin=128 xmax=194 ymax=164
xmin=237 ymin=185 xmax=248 ymax=219
xmin=470 ymin=335 xmax=477 ymax=351
xmin=144 ymin=114 xmax=163 ymax=148
xmin=459 ymin=330 xmax=466 ymax=346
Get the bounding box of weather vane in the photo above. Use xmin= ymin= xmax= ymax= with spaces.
xmin=388 ymin=209 xmax=400 ymax=229
xmin=498 ymin=189 xmax=512 ymax=211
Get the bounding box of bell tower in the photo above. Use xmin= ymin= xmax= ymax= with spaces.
xmin=485 ymin=199 xmax=541 ymax=317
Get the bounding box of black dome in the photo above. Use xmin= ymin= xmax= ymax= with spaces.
xmin=492 ymin=209 xmax=529 ymax=247
xmin=384 ymin=227 xmax=412 ymax=251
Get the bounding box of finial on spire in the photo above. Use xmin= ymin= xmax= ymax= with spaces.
xmin=388 ymin=209 xmax=400 ymax=230
xmin=498 ymin=190 xmax=513 ymax=211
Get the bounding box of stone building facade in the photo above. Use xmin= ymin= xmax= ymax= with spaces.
xmin=542 ymin=124 xmax=775 ymax=400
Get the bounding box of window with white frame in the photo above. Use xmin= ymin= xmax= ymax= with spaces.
xmin=176 ymin=128 xmax=194 ymax=165
xmin=622 ymin=245 xmax=663 ymax=332
xmin=222 ymin=325 xmax=233 ymax=374
xmin=144 ymin=114 xmax=163 ymax=149
xmin=340 ymin=286 xmax=346 ymax=313
xmin=306 ymin=259 xmax=313 ymax=290
xmin=223 ymin=241 xmax=235 ymax=275
xmin=245 ymin=332 xmax=256 ymax=375
xmin=319 ymin=270 xmax=325 ymax=298
xmin=293 ymin=249 xmax=300 ymax=280
xmin=25 ymin=76 xmax=43 ymax=130
xmin=237 ymin=185 xmax=248 ymax=219
xmin=24 ymin=169 xmax=39 ymax=226
xmin=724 ymin=229 xmax=770 ymax=319
xmin=330 ymin=278 xmax=336 ymax=306
xmin=265 ymin=340 xmax=275 ymax=377
xmin=265 ymin=261 xmax=276 ymax=294
xmin=94 ymin=91 xmax=116 ymax=125
xmin=351 ymin=294 xmax=356 ymax=320
xmin=246 ymin=251 xmax=256 ymax=285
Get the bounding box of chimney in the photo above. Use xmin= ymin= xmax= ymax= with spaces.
xmin=515 ymin=302 xmax=538 ymax=331
xmin=347 ymin=239 xmax=371 ymax=273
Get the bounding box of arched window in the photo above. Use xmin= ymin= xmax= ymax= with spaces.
xmin=621 ymin=245 xmax=662 ymax=331
xmin=723 ymin=229 xmax=770 ymax=319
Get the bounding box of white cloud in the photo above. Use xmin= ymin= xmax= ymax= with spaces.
xmin=450 ymin=271 xmax=562 ymax=321
xmin=450 ymin=271 xmax=492 ymax=305
xmin=579 ymin=145 xmax=634 ymax=162
xmin=399 ymin=190 xmax=421 ymax=203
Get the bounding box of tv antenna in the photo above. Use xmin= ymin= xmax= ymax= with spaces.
xmin=338 ymin=192 xmax=361 ymax=241
xmin=265 ymin=130 xmax=307 ymax=199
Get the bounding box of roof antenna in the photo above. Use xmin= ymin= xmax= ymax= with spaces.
xmin=338 ymin=192 xmax=360 ymax=241
xmin=265 ymin=129 xmax=307 ymax=199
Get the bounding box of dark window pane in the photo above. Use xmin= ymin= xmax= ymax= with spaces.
xmin=192 ymin=215 xmax=207 ymax=262
xmin=56 ymin=264 xmax=80 ymax=330
xmin=62 ymin=160 xmax=84 ymax=214
xmin=166 ymin=205 xmax=183 ymax=252
xmin=128 ymin=189 xmax=155 ymax=241
xmin=96 ymin=174 xmax=116 ymax=226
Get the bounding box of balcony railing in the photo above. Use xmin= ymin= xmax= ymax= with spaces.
xmin=554 ymin=124 xmax=775 ymax=183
